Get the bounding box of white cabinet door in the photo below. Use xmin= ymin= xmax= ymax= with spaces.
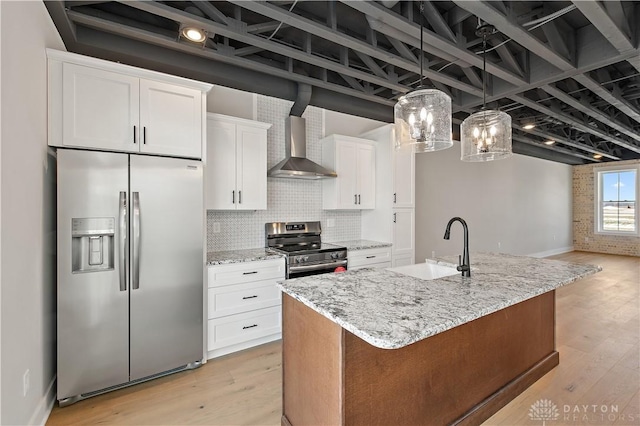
xmin=393 ymin=209 xmax=415 ymax=258
xmin=236 ymin=125 xmax=267 ymax=210
xmin=205 ymin=116 xmax=269 ymax=210
xmin=62 ymin=63 xmax=139 ymax=152
xmin=206 ymin=120 xmax=237 ymax=210
xmin=322 ymin=135 xmax=375 ymax=210
xmin=336 ymin=141 xmax=359 ymax=209
xmin=393 ymin=148 xmax=415 ymax=208
xmin=139 ymin=80 xmax=202 ymax=158
xmin=357 ymin=143 xmax=376 ymax=209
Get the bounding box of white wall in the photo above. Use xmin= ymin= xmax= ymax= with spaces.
xmin=207 ymin=85 xmax=255 ymax=121
xmin=415 ymin=141 xmax=573 ymax=262
xmin=324 ymin=109 xmax=383 ymax=136
xmin=0 ymin=2 xmax=65 ymax=424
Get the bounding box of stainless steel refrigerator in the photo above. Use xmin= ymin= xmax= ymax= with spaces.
xmin=57 ymin=149 xmax=203 ymax=406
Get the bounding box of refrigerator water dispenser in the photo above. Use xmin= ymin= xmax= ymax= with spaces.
xmin=71 ymin=217 xmax=115 ymax=273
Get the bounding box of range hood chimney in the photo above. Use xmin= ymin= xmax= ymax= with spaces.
xmin=268 ymin=84 xmax=337 ymax=179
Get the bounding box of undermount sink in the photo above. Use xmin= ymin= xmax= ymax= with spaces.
xmin=386 ymin=262 xmax=459 ymax=280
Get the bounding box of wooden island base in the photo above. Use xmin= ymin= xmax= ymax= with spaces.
xmin=282 ymin=291 xmax=558 ymax=425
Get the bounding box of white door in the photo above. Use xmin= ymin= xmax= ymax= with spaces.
xmin=336 ymin=141 xmax=358 ymax=209
xmin=206 ymin=120 xmax=237 ymax=210
xmin=393 ymin=209 xmax=415 ymax=258
xmin=357 ymin=143 xmax=376 ymax=209
xmin=393 ymin=148 xmax=415 ymax=208
xmin=236 ymin=124 xmax=268 ymax=210
xmin=139 ymin=80 xmax=202 ymax=158
xmin=62 ymin=63 xmax=139 ymax=152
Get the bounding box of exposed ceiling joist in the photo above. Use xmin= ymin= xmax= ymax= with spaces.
xmin=511 ymin=94 xmax=640 ymax=154
xmin=541 ymin=84 xmax=640 ymax=144
xmin=572 ymin=74 xmax=640 ymax=126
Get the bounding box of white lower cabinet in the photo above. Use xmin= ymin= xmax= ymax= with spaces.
xmin=348 ymin=247 xmax=392 ymax=270
xmin=207 ymin=258 xmax=285 ymax=359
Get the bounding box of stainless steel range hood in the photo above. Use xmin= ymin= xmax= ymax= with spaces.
xmin=268 ymin=116 xmax=337 ymax=179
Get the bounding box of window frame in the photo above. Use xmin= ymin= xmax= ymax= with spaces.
xmin=594 ymin=164 xmax=640 ymax=236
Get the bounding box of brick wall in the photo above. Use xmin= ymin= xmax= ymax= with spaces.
xmin=573 ymin=159 xmax=640 ymax=256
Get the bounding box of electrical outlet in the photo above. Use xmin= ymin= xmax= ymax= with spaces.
xmin=212 ymin=222 xmax=221 ymax=233
xmin=497 ymin=242 xmax=501 ymax=249
xmin=23 ymin=369 xmax=30 ymax=397
xmin=553 ymin=235 xmax=556 ymax=241
xmin=327 ymin=218 xmax=336 ymax=228
xmin=431 ymin=251 xmax=436 ymax=259
xmin=584 ymin=237 xmax=589 ymax=243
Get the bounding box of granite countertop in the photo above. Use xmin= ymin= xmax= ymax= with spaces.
xmin=207 ymin=248 xmax=284 ymax=266
xmin=329 ymin=239 xmax=392 ymax=251
xmin=277 ymin=252 xmax=601 ymax=350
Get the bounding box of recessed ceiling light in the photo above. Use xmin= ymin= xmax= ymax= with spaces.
xmin=593 ymin=154 xmax=603 ymax=159
xmin=544 ymin=140 xmax=555 ymax=145
xmin=523 ymin=124 xmax=535 ymax=130
xmin=181 ymin=27 xmax=206 ymax=43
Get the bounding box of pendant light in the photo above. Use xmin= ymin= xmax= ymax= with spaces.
xmin=394 ymin=2 xmax=452 ymax=153
xmin=460 ymin=24 xmax=512 ymax=162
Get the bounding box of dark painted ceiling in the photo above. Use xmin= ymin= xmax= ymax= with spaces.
xmin=46 ymin=1 xmax=640 ymax=165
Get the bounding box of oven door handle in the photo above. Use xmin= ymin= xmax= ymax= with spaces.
xmin=289 ymin=259 xmax=348 ymax=273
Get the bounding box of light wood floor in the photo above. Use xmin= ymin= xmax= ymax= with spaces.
xmin=47 ymin=252 xmax=639 ymax=425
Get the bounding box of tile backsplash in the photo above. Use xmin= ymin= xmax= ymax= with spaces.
xmin=206 ymin=94 xmax=361 ymax=252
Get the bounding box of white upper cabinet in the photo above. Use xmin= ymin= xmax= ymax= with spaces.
xmin=206 ymin=114 xmax=271 ymax=211
xmin=321 ymin=135 xmax=376 ymax=210
xmin=48 ymin=49 xmax=211 ymax=159
xmin=62 ymin=63 xmax=140 ymax=152
xmin=139 ymin=80 xmax=202 ymax=158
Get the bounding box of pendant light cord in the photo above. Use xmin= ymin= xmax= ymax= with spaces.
xmin=419 ymin=1 xmax=424 ymax=88
xmin=482 ymin=32 xmax=486 ymax=110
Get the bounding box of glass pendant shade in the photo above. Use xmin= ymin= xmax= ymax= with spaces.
xmin=394 ymin=88 xmax=452 ymax=153
xmin=460 ymin=109 xmax=512 ymax=162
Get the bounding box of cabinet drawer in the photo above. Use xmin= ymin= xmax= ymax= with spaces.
xmin=207 ymin=306 xmax=281 ymax=351
xmin=208 ymin=280 xmax=281 ymax=318
xmin=348 ymin=247 xmax=392 ymax=268
xmin=208 ymin=258 xmax=285 ymax=287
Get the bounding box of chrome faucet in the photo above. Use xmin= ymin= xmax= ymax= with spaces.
xmin=443 ymin=217 xmax=471 ymax=277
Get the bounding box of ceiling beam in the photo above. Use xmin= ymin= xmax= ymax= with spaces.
xmin=67 ymin=9 xmax=396 ymax=107
xmin=456 ymin=19 xmax=640 ymax=112
xmin=572 ymin=0 xmax=638 ymax=73
xmin=513 ymin=123 xmax=619 ymax=160
xmin=116 ymin=1 xmax=410 ymax=94
xmin=451 ymin=0 xmax=574 ymax=71
xmin=512 ymin=134 xmax=600 ymax=163
xmin=572 ymin=73 xmax=640 ymax=126
xmin=342 ymin=0 xmax=527 ymax=87
xmin=227 ymin=0 xmax=483 ymax=97
xmin=192 ymin=1 xmax=229 ymax=25
xmin=510 ymin=93 xmax=640 ymax=154
xmin=541 ymin=84 xmax=640 ymax=144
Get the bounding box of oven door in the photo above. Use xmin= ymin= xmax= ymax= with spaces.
xmin=288 ymin=259 xmax=348 ymax=279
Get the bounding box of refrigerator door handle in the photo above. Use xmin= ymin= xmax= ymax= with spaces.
xmin=132 ymin=191 xmax=141 ymax=290
xmin=118 ymin=191 xmax=127 ymax=292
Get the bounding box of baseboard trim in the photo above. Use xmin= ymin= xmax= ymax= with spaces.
xmin=528 ymin=246 xmax=574 ymax=258
xmin=28 ymin=375 xmax=56 ymax=426
xmin=452 ymin=351 xmax=560 ymax=426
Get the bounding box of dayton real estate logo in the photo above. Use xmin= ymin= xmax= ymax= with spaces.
xmin=529 ymin=399 xmax=560 ymax=425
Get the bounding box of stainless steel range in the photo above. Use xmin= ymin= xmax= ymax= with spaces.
xmin=265 ymin=221 xmax=347 ymax=278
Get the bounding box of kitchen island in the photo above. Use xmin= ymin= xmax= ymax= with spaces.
xmin=277 ymin=253 xmax=600 ymax=426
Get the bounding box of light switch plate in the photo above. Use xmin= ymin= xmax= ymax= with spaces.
xmin=213 ymin=222 xmax=221 ymax=233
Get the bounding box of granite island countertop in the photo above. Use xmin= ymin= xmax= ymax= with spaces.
xmin=277 ymin=252 xmax=601 ymax=349
xmin=329 ymin=239 xmax=392 ymax=251
xmin=207 ymin=248 xmax=284 ymax=266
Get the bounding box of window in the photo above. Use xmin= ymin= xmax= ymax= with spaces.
xmin=596 ymin=165 xmax=639 ymax=235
